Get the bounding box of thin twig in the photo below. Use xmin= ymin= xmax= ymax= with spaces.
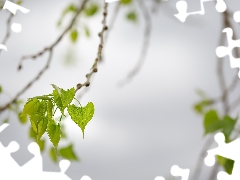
xmin=0 ymin=0 xmax=89 ymax=113
xmin=77 ymin=2 xmax=120 ymax=99
xmin=17 ymin=0 xmax=89 ymax=70
xmin=191 ymin=136 xmax=213 ymax=180
xmin=75 ymin=2 xmax=109 ymax=93
xmin=104 ymin=1 xmax=120 ymax=44
xmin=0 ymin=13 xmax=14 ymax=55
xmin=118 ymin=0 xmax=152 ymax=87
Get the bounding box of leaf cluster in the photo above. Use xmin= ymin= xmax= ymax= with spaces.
xmin=193 ymin=90 xmax=238 ymax=175
xmin=20 ymin=84 xmax=94 ymax=154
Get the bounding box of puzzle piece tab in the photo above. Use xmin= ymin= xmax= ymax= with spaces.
xmin=215 ymin=28 xmax=240 ymax=77
xmin=175 ymin=0 xmax=226 ymax=22
xmin=205 ymin=132 xmax=240 ymax=180
xmin=0 ymin=123 xmax=93 ymax=180
xmin=170 ymin=165 xmax=190 ymax=180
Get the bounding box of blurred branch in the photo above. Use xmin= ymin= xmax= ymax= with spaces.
xmin=191 ymin=137 xmax=213 ymax=180
xmin=0 ymin=13 xmax=14 ymax=55
xmin=193 ymin=7 xmax=240 ymax=180
xmin=75 ymin=2 xmax=108 ymax=93
xmin=0 ymin=0 xmax=89 ymax=113
xmin=17 ymin=0 xmax=89 ymax=70
xmin=118 ymin=0 xmax=152 ymax=87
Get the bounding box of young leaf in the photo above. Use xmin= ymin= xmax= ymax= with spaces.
xmin=58 ymin=4 xmax=77 ymax=26
xmin=221 ymin=116 xmax=237 ymax=141
xmin=3 ymin=118 xmax=9 ymax=124
xmin=49 ymin=147 xmax=58 ymax=163
xmin=58 ymin=144 xmax=79 ymax=161
xmin=84 ymin=26 xmax=90 ymax=37
xmin=84 ymin=3 xmax=98 ymax=16
xmin=52 ymin=84 xmax=75 ymax=115
xmin=204 ymin=110 xmax=222 ymax=135
xmin=121 ymin=0 xmax=132 ymax=4
xmin=194 ymin=100 xmax=213 ymax=114
xmin=19 ymin=112 xmax=27 ymax=124
xmin=47 ymin=101 xmax=53 ymax=118
xmin=67 ymin=102 xmax=94 ymax=138
xmin=36 ymin=100 xmax=47 ymax=116
xmin=217 ymin=155 xmax=234 ymax=174
xmin=47 ymin=119 xmax=61 ymax=149
xmin=22 ymin=98 xmax=40 ymax=116
xmin=29 ymin=126 xmax=37 ymax=140
xmin=37 ymin=117 xmax=48 ymax=142
xmin=29 ymin=114 xmax=40 ymax=133
xmin=70 ymin=29 xmax=78 ymax=43
xmin=37 ymin=139 xmax=45 ymax=152
xmin=126 ymin=11 xmax=137 ymax=22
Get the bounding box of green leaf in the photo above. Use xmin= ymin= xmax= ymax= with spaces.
xmin=59 ymin=144 xmax=79 ymax=161
xmin=37 ymin=117 xmax=48 ymax=142
xmin=63 ymin=4 xmax=77 ymax=15
xmin=37 ymin=139 xmax=45 ymax=152
xmin=3 ymin=119 xmax=9 ymax=124
xmin=204 ymin=110 xmax=222 ymax=135
xmin=19 ymin=112 xmax=27 ymax=124
xmin=84 ymin=3 xmax=98 ymax=16
xmin=67 ymin=102 xmax=94 ymax=138
xmin=47 ymin=119 xmax=61 ymax=149
xmin=70 ymin=29 xmax=78 ymax=43
xmin=84 ymin=26 xmax=90 ymax=37
xmin=0 ymin=86 xmax=2 ymax=93
xmin=29 ymin=114 xmax=40 ymax=133
xmin=36 ymin=100 xmax=47 ymax=116
xmin=194 ymin=100 xmax=213 ymax=114
xmin=121 ymin=0 xmax=132 ymax=4
xmin=47 ymin=101 xmax=53 ymax=118
xmin=16 ymin=0 xmax=22 ymax=5
xmin=221 ymin=116 xmax=237 ymax=141
xmin=58 ymin=4 xmax=77 ymax=26
xmin=49 ymin=147 xmax=58 ymax=163
xmin=126 ymin=11 xmax=137 ymax=22
xmin=29 ymin=126 xmax=37 ymax=140
xmin=22 ymin=98 xmax=40 ymax=116
xmin=52 ymin=84 xmax=75 ymax=115
xmin=217 ymin=155 xmax=234 ymax=174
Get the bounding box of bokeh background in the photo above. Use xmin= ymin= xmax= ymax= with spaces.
xmin=0 ymin=0 xmax=240 ymax=179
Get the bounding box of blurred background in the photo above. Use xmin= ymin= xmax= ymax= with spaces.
xmin=0 ymin=0 xmax=240 ymax=179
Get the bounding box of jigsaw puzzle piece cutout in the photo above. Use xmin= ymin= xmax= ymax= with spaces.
xmin=170 ymin=165 xmax=190 ymax=180
xmin=80 ymin=175 xmax=92 ymax=180
xmin=154 ymin=176 xmax=165 ymax=180
xmin=174 ymin=0 xmax=226 ymax=22
xmin=21 ymin=141 xmax=43 ymax=178
xmin=205 ymin=133 xmax=240 ymax=179
xmin=3 ymin=0 xmax=29 ymax=15
xmin=216 ymin=28 xmax=240 ymax=77
xmin=0 ymin=123 xmax=9 ymax=133
xmin=40 ymin=160 xmax=72 ymax=180
xmin=0 ymin=44 xmax=7 ymax=51
xmin=234 ymin=11 xmax=240 ymax=23
xmin=0 ymin=141 xmax=22 ymax=179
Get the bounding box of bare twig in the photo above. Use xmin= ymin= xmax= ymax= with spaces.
xmin=104 ymin=1 xmax=120 ymax=44
xmin=18 ymin=0 xmax=89 ymax=70
xmin=118 ymin=0 xmax=152 ymax=87
xmin=0 ymin=0 xmax=89 ymax=113
xmin=75 ymin=2 xmax=109 ymax=93
xmin=0 ymin=13 xmax=14 ymax=55
xmin=191 ymin=137 xmax=213 ymax=180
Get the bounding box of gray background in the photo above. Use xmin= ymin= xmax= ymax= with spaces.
xmin=0 ymin=0 xmax=240 ymax=179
